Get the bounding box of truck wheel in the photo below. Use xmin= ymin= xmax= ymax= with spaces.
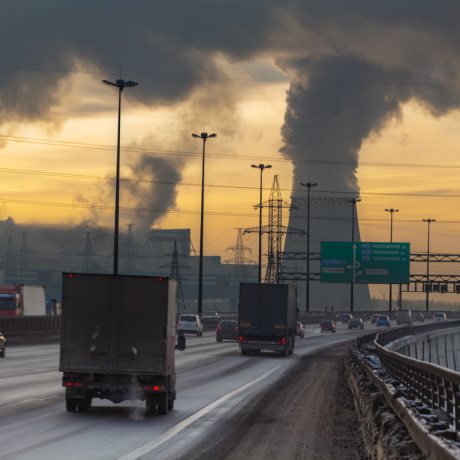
xmin=77 ymin=398 xmax=91 ymax=412
xmin=241 ymin=349 xmax=248 ymax=355
xmin=0 ymin=347 xmax=5 ymax=357
xmin=168 ymin=395 xmax=174 ymax=411
xmin=66 ymin=398 xmax=78 ymax=412
xmin=146 ymin=395 xmax=156 ymax=415
xmin=157 ymin=393 xmax=168 ymax=415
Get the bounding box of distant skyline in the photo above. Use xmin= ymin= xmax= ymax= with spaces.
xmin=2 ymin=1 xmax=460 ymax=304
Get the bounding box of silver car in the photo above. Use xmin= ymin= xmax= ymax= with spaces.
xmin=433 ymin=312 xmax=447 ymax=322
xmin=177 ymin=314 xmax=203 ymax=336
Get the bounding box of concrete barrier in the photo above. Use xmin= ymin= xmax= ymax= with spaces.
xmin=0 ymin=315 xmax=61 ymax=336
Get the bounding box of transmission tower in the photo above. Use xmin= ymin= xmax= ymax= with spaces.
xmin=20 ymin=232 xmax=28 ymax=271
xmin=80 ymin=232 xmax=97 ymax=272
xmin=5 ymin=237 xmax=15 ymax=282
xmin=244 ymin=175 xmax=305 ymax=283
xmin=224 ymin=228 xmax=254 ymax=280
xmin=124 ymin=224 xmax=136 ymax=274
xmin=165 ymin=241 xmax=189 ymax=313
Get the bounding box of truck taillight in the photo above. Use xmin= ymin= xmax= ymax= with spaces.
xmin=276 ymin=338 xmax=286 ymax=345
xmin=238 ymin=336 xmax=247 ymax=343
xmin=144 ymin=385 xmax=165 ymax=392
xmin=66 ymin=382 xmax=84 ymax=388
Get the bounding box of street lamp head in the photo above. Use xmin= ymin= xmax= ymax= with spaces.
xmin=300 ymin=182 xmax=318 ymax=188
xmin=251 ymin=164 xmax=272 ymax=170
xmin=385 ymin=208 xmax=399 ymax=213
xmin=102 ymin=79 xmax=139 ymax=89
xmin=423 ymin=219 xmax=436 ymax=223
xmin=192 ymin=133 xmax=217 ymax=140
xmin=347 ymin=197 xmax=361 ymax=204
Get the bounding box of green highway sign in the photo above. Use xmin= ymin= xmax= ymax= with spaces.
xmin=321 ymin=242 xmax=410 ymax=284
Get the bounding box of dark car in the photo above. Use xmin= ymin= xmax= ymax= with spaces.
xmin=296 ymin=321 xmax=305 ymax=338
xmin=340 ymin=314 xmax=353 ymax=324
xmin=348 ymin=317 xmax=364 ymax=330
xmin=413 ymin=312 xmax=425 ymax=322
xmin=216 ymin=320 xmax=238 ymax=342
xmin=0 ymin=329 xmax=5 ymax=358
xmin=319 ymin=320 xmax=336 ymax=333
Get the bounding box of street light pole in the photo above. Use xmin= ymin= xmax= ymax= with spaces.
xmin=192 ymin=132 xmax=217 ymax=317
xmin=251 ymin=164 xmax=272 ymax=283
xmin=385 ymin=208 xmax=399 ymax=311
xmin=422 ymin=218 xmax=436 ymax=313
xmin=347 ymin=198 xmax=361 ymax=312
xmin=300 ymin=182 xmax=317 ymax=311
xmin=102 ymin=79 xmax=139 ymax=276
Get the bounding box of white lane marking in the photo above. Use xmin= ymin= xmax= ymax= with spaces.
xmin=119 ymin=363 xmax=285 ymax=460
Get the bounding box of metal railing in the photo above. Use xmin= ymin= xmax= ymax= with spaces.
xmin=351 ymin=321 xmax=460 ymax=459
xmin=374 ymin=321 xmax=460 ymax=430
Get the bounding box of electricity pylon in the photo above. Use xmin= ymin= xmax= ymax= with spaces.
xmin=244 ymin=175 xmax=305 ymax=283
xmin=20 ymin=232 xmax=28 ymax=271
xmin=5 ymin=237 xmax=15 ymax=282
xmin=167 ymin=241 xmax=189 ymax=313
xmin=124 ymin=224 xmax=136 ymax=274
xmin=224 ymin=228 xmax=254 ymax=280
xmin=80 ymin=232 xmax=97 ymax=272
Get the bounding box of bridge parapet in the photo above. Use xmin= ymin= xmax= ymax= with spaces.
xmin=349 ymin=322 xmax=460 ymax=459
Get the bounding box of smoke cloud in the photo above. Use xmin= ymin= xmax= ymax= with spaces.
xmin=2 ymin=1 xmax=460 ymax=219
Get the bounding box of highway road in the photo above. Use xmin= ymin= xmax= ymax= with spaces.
xmin=0 ymin=323 xmax=374 ymax=460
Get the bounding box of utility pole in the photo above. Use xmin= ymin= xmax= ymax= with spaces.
xmin=347 ymin=198 xmax=361 ymax=312
xmin=385 ymin=209 xmax=399 ymax=311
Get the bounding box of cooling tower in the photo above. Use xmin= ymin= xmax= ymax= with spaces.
xmin=283 ymin=196 xmax=372 ymax=312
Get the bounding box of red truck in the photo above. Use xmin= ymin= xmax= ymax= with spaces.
xmin=0 ymin=285 xmax=46 ymax=316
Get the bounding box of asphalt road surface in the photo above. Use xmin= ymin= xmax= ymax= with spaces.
xmin=0 ymin=323 xmax=370 ymax=459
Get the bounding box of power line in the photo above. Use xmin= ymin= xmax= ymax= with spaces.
xmin=0 ymin=164 xmax=460 ymax=200
xmin=2 ymin=64 xmax=460 ymax=88
xmin=2 ymin=196 xmax=460 ymax=228
xmin=2 ymin=134 xmax=460 ymax=170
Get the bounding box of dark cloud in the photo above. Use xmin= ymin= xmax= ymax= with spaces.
xmin=3 ymin=1 xmax=460 ymax=211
